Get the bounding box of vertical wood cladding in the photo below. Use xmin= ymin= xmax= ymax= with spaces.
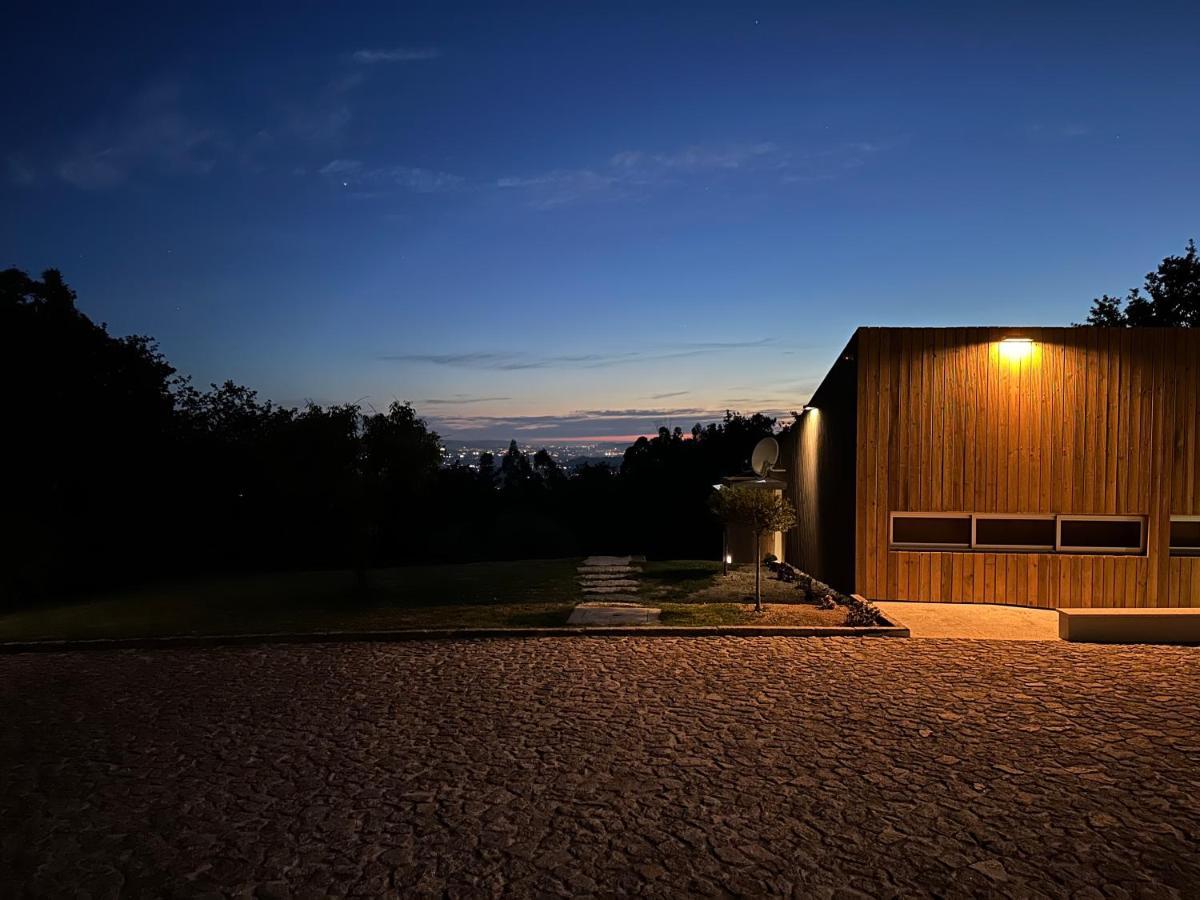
xmin=852 ymin=327 xmax=1200 ymax=608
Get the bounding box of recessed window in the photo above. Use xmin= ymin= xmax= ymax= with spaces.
xmin=888 ymin=512 xmax=1150 ymax=555
xmin=1170 ymin=517 xmax=1200 ymax=556
xmin=890 ymin=513 xmax=972 ymax=548
xmin=1057 ymin=516 xmax=1145 ymax=555
xmin=973 ymin=516 xmax=1056 ymax=550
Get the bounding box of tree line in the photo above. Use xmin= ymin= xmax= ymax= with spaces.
xmin=1084 ymin=239 xmax=1199 ymax=327
xmin=1 ymin=267 xmax=776 ymax=608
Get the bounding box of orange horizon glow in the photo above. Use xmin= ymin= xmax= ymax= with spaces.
xmin=551 ymin=433 xmax=673 ymax=444
xmin=499 ymin=432 xmax=701 ymax=444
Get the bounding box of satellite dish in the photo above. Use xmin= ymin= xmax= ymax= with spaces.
xmin=750 ymin=437 xmax=780 ymax=478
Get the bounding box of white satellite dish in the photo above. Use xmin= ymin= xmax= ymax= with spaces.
xmin=750 ymin=437 xmax=780 ymax=478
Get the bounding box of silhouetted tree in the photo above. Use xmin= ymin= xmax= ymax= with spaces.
xmin=359 ymin=402 xmax=442 ymax=575
xmin=500 ymin=440 xmax=534 ymax=491
xmin=532 ymin=448 xmax=563 ymax=484
xmin=1 ymin=267 xmax=177 ymax=603
xmin=477 ymin=451 xmax=496 ymax=488
xmin=1084 ymin=240 xmax=1199 ymax=327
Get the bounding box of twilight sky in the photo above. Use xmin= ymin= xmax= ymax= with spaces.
xmin=3 ymin=1 xmax=1198 ymax=441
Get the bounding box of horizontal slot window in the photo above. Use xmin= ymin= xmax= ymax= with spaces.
xmin=974 ymin=516 xmax=1056 ymax=550
xmin=891 ymin=514 xmax=972 ymax=548
xmin=889 ymin=513 xmax=1149 ymax=555
xmin=1057 ymin=517 xmax=1144 ymax=554
xmin=1170 ymin=517 xmax=1200 ymax=556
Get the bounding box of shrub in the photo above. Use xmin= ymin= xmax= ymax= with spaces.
xmin=844 ymin=596 xmax=884 ymax=627
xmin=793 ymin=570 xmax=848 ymax=603
xmin=773 ymin=561 xmax=799 ymax=583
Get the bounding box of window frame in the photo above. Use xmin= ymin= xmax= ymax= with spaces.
xmin=971 ymin=513 xmax=1058 ymax=552
xmin=1055 ymin=514 xmax=1146 ymax=555
xmin=888 ymin=512 xmax=973 ymax=550
xmin=1169 ymin=515 xmax=1200 ymax=556
xmin=886 ymin=512 xmax=1151 ymax=556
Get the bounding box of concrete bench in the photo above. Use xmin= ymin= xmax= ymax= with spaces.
xmin=1058 ymin=608 xmax=1200 ymax=644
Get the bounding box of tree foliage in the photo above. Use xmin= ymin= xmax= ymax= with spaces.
xmin=708 ymin=486 xmax=799 ymax=538
xmin=709 ymin=486 xmax=799 ymax=612
xmin=2 ymin=267 xmax=178 ymax=600
xmin=1084 ymin=239 xmax=1200 ymax=327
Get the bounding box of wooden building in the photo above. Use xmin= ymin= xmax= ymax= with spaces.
xmin=780 ymin=327 xmax=1200 ymax=608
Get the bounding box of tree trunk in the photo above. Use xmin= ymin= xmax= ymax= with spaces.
xmin=754 ymin=545 xmax=763 ymax=613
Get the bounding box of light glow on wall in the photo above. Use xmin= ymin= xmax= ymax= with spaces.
xmin=998 ymin=337 xmax=1034 ymax=362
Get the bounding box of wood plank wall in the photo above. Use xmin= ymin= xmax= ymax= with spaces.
xmin=854 ymin=327 xmax=1200 ymax=608
xmin=782 ymin=339 xmax=857 ymax=591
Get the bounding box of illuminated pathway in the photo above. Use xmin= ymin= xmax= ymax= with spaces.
xmin=2 ymin=638 xmax=1198 ymax=896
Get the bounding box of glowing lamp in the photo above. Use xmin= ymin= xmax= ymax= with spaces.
xmin=724 ymin=554 xmax=732 ymax=565
xmin=998 ymin=337 xmax=1034 ymax=362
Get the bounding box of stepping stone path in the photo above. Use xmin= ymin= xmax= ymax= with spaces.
xmin=568 ymin=556 xmax=661 ymax=625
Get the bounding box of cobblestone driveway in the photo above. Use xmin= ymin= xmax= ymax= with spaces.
xmin=3 ymin=638 xmax=1199 ymax=898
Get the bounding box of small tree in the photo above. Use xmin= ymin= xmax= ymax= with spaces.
xmin=709 ymin=486 xmax=798 ymax=613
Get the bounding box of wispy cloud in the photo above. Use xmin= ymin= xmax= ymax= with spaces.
xmin=610 ymin=142 xmax=781 ymax=174
xmin=496 ymin=169 xmax=624 ymax=209
xmin=498 ymin=140 xmax=882 ymax=209
xmin=381 ymin=340 xmax=772 ymax=371
xmin=648 ymin=390 xmax=690 ymax=400
xmin=352 ymin=48 xmax=440 ymax=64
xmin=55 ymin=83 xmax=228 ymax=190
xmin=422 ymin=395 xmax=511 ymax=405
xmin=43 ymin=50 xmax=436 ymax=189
xmin=319 ymin=158 xmax=464 ymax=193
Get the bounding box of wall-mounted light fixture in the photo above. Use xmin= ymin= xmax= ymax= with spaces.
xmin=998 ymin=337 xmax=1034 ymax=362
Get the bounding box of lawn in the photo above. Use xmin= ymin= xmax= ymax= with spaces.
xmin=640 ymin=561 xmax=849 ymax=627
xmin=0 ymin=559 xmax=581 ymax=641
xmin=0 ymin=558 xmax=850 ymax=642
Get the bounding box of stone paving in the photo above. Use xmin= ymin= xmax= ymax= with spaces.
xmin=3 ymin=638 xmax=1199 ymax=897
xmin=569 ymin=555 xmax=659 ymax=625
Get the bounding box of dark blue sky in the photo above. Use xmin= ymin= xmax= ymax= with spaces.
xmin=4 ymin=1 xmax=1197 ymax=440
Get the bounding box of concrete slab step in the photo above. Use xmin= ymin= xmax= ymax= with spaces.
xmin=567 ymin=605 xmax=662 ymax=625
xmin=582 ymin=556 xmax=634 ymax=567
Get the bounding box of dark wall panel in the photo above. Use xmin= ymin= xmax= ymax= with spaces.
xmin=782 ymin=339 xmax=857 ymax=592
